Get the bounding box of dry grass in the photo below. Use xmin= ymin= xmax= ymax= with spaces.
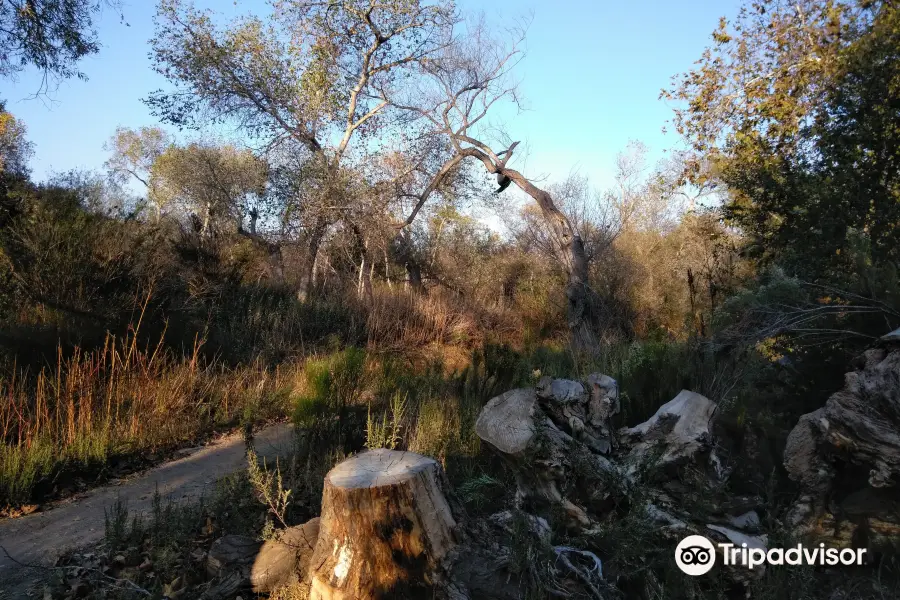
xmin=0 ymin=328 xmax=299 ymax=508
xmin=364 ymin=287 xmax=521 ymax=351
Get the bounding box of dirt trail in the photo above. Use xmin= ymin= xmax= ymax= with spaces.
xmin=0 ymin=423 xmax=295 ymax=595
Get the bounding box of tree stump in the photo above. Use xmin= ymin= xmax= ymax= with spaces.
xmin=308 ymin=449 xmax=459 ymax=600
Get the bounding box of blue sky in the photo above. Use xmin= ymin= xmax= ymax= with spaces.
xmin=2 ymin=0 xmax=739 ymax=191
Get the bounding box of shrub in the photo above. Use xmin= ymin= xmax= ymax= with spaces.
xmin=292 ymin=347 xmax=367 ymax=446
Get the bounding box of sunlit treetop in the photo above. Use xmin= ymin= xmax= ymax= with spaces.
xmin=146 ymin=0 xmax=457 ymax=163
xmin=0 ymin=0 xmax=123 ymax=89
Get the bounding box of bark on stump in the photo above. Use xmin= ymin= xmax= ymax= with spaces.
xmin=308 ymin=449 xmax=459 ymax=600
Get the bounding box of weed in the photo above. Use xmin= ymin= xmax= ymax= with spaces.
xmin=247 ymin=448 xmax=292 ymax=531
xmin=0 ymin=331 xmax=295 ymax=508
xmin=365 ymin=391 xmax=407 ymax=450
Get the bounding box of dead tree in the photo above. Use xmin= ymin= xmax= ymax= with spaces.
xmin=390 ymin=19 xmax=601 ymax=351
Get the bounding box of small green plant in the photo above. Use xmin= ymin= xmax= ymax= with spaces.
xmin=365 ymin=391 xmax=407 ymax=450
xmin=103 ymin=496 xmax=132 ymax=552
xmin=457 ymin=473 xmax=502 ymax=510
xmin=507 ymin=510 xmax=556 ymax=600
xmin=246 ymin=448 xmax=292 ymax=530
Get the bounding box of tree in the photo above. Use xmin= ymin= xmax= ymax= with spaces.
xmin=0 ymin=0 xmax=122 ymax=86
xmin=373 ymin=135 xmax=473 ymax=293
xmin=151 ymin=141 xmax=268 ymax=239
xmin=664 ymin=0 xmax=878 ymax=170
xmin=104 ymin=126 xmax=170 ymax=220
xmin=146 ymin=0 xmax=456 ymax=293
xmin=664 ymin=0 xmax=899 ymax=280
xmin=392 ymin=18 xmax=604 ymax=350
xmin=0 ymin=103 xmax=33 ymax=177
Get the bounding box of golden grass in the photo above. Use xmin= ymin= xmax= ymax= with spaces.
xmin=363 ymin=287 xmax=521 ymax=351
xmin=0 ymin=328 xmax=299 ymax=507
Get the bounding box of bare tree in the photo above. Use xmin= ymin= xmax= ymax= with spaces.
xmin=391 ymin=17 xmax=602 ymax=350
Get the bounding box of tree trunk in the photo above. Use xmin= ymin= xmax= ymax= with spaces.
xmin=201 ymin=200 xmax=213 ymax=239
xmin=249 ymin=207 xmax=259 ymax=236
xmin=392 ymin=231 xmax=425 ymax=294
xmin=357 ymin=253 xmax=367 ymax=299
xmin=302 ymin=221 xmax=327 ymax=300
xmin=406 ymin=260 xmax=424 ymax=294
xmin=501 ymin=166 xmax=597 ymax=351
xmin=565 ymin=236 xmax=597 ymax=352
xmin=308 ymin=449 xmax=459 ymax=600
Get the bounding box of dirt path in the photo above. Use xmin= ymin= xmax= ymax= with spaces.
xmin=0 ymin=423 xmax=295 ymax=595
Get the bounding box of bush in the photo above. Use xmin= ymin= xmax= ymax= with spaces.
xmin=292 ymin=347 xmax=367 ymax=447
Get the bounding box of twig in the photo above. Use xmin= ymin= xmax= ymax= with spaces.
xmin=0 ymin=545 xmax=151 ymax=597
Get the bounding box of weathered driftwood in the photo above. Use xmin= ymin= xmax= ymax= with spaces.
xmin=784 ymin=343 xmax=900 ymax=497
xmin=619 ymin=389 xmax=718 ymax=473
xmin=784 ymin=338 xmax=900 ymax=544
xmin=475 ymin=385 xmax=613 ymax=529
xmin=307 ymin=449 xmax=460 ymax=599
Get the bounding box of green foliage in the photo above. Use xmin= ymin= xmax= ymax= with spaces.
xmin=506 ymin=510 xmax=556 ymax=600
xmin=365 ymin=391 xmax=407 ymax=450
xmin=292 ymin=347 xmax=367 ymax=442
xmin=151 ymin=141 xmax=267 ymax=236
xmin=671 ymin=0 xmax=900 ymax=296
xmin=0 ymin=106 xmax=33 ymax=177
xmin=456 ymin=473 xmax=503 ymax=510
xmin=246 ymin=449 xmax=292 ymax=531
xmin=0 ymin=0 xmax=119 ymax=83
xmin=0 ymin=437 xmax=55 ymax=507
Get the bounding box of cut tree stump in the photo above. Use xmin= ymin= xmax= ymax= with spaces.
xmin=308 ymin=449 xmax=459 ymax=600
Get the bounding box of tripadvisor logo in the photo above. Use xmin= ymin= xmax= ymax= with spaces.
xmin=675 ymin=535 xmax=867 ymax=576
xmin=675 ymin=535 xmax=717 ymax=575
